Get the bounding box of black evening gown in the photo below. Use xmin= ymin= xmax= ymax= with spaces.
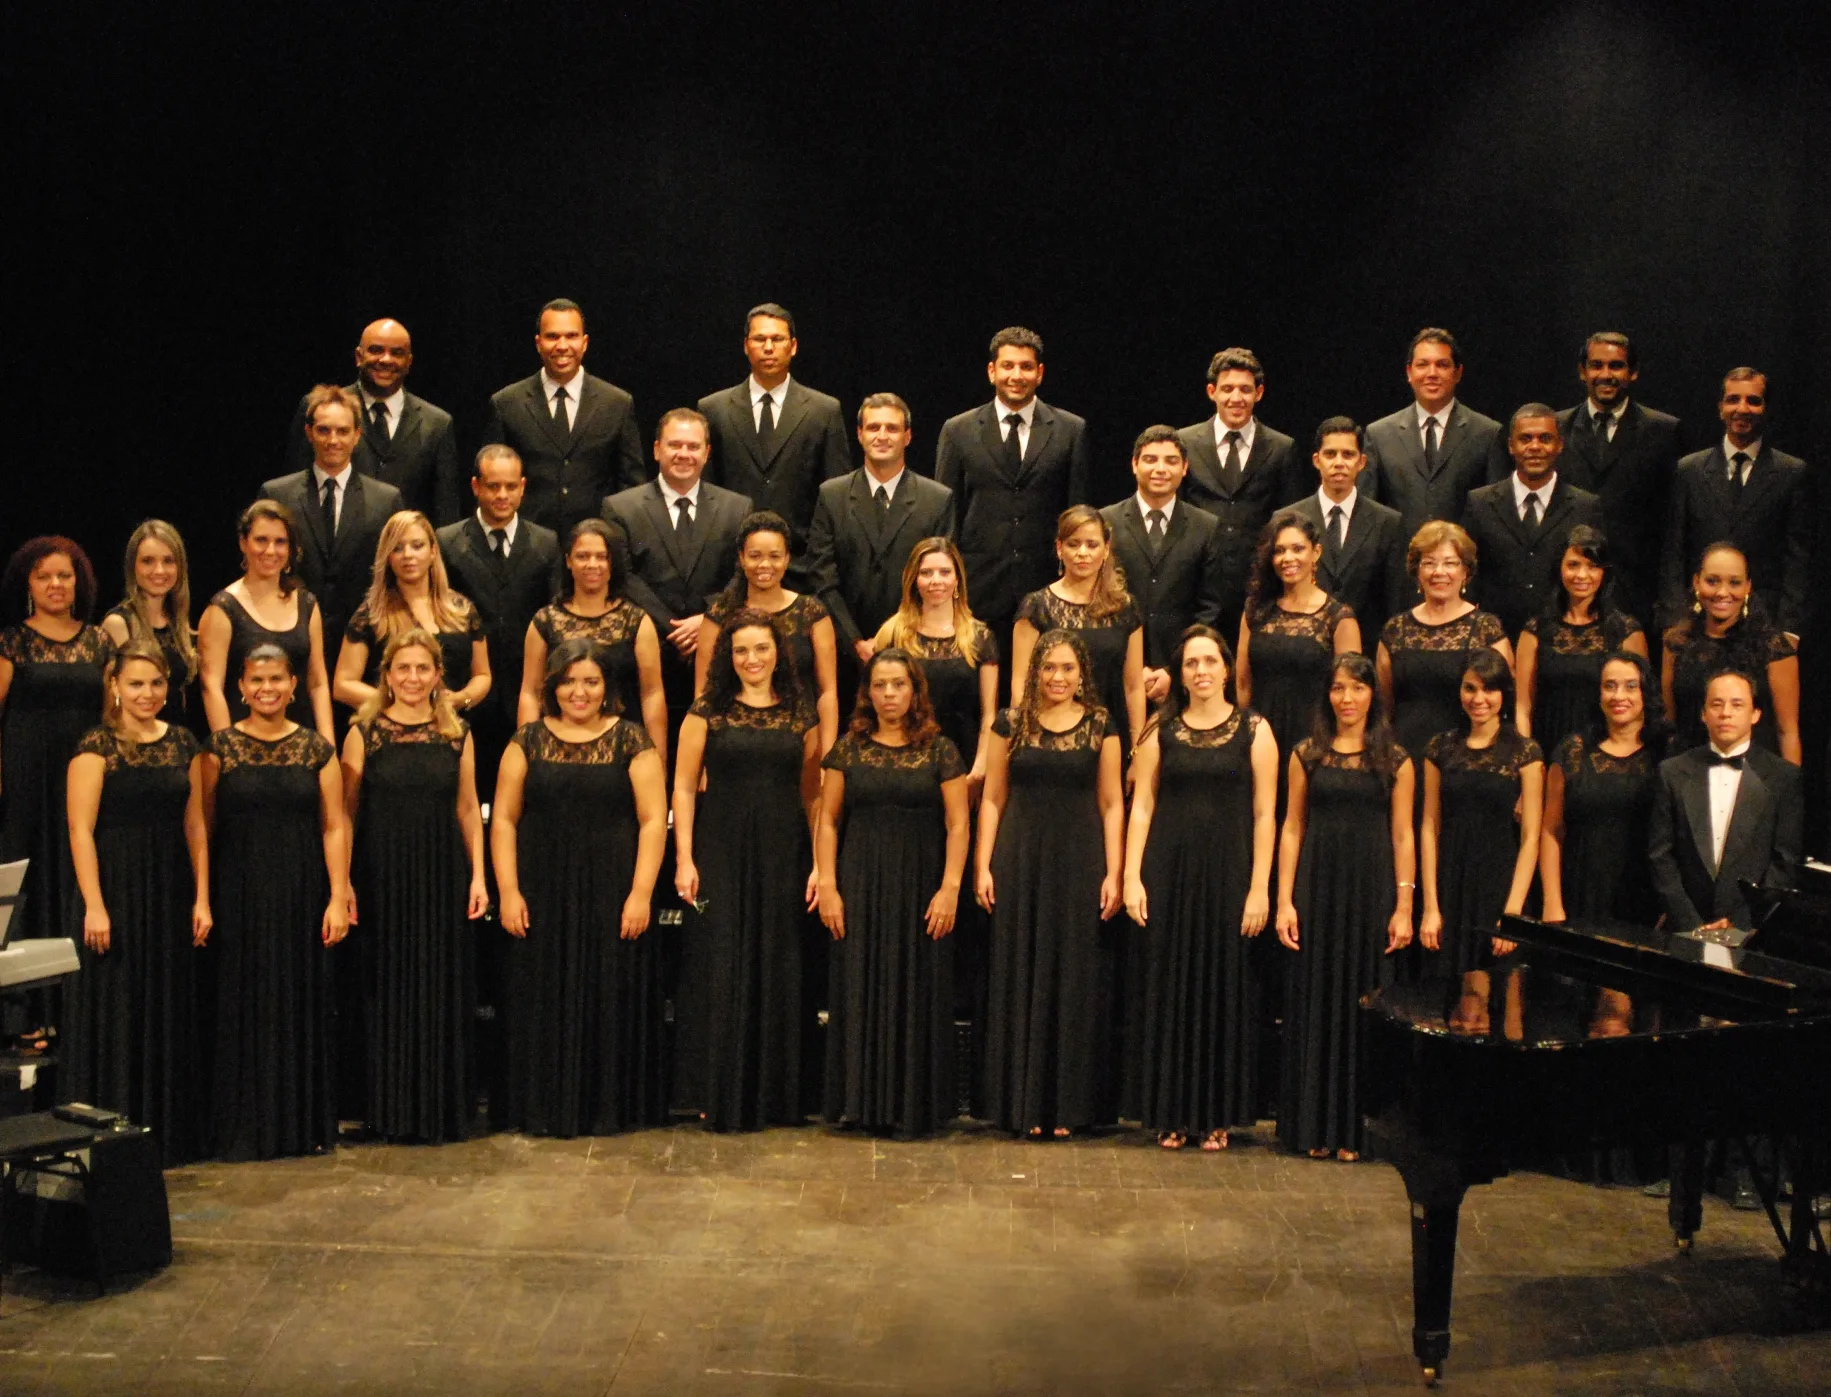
xmin=1379 ymin=610 xmax=1508 ymax=762
xmin=1278 ymin=741 xmax=1406 ymax=1156
xmin=905 ymin=624 xmax=1000 ymax=769
xmin=1015 ymin=590 xmax=1142 ymax=755
xmin=344 ymin=597 xmax=482 ymax=695
xmin=1665 ymin=618 xmax=1793 ymax=756
xmin=0 ymin=623 xmax=111 ymax=948
xmin=353 ymin=714 xmax=474 ymax=1142
xmin=530 ymin=600 xmax=648 ymax=724
xmin=673 ymin=697 xmax=817 ymax=1131
xmin=105 ymin=606 xmax=198 ymax=731
xmin=59 ymin=725 xmax=204 ymax=1164
xmin=1247 ymin=596 xmax=1352 ymax=813
xmin=1552 ymin=734 xmax=1660 ymax=924
xmin=1137 ymin=710 xmax=1264 ymax=1137
xmin=985 ymin=706 xmax=1117 ymax=1134
xmin=1523 ymin=611 xmax=1641 ymax=754
xmin=505 ymin=718 xmax=664 ymax=1137
xmin=705 ymin=592 xmax=829 ymax=699
xmin=1424 ymin=732 xmax=1542 ymax=976
xmin=208 ymin=724 xmax=338 ymax=1161
xmin=210 ymin=588 xmax=319 ymax=728
xmin=821 ymin=730 xmax=966 ymax=1137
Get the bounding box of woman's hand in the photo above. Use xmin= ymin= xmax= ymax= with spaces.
xmin=675 ymin=860 xmax=700 ymax=907
xmin=975 ymin=867 xmax=995 ymax=912
xmin=1240 ymin=889 xmax=1269 ymax=939
xmin=1123 ymin=875 xmax=1148 ymax=927
xmin=924 ymin=885 xmax=958 ymax=940
xmin=84 ymin=906 xmax=111 ymax=956
xmin=499 ymin=890 xmax=530 ymax=938
xmin=466 ymin=878 xmax=490 ymax=920
xmin=321 ymin=897 xmax=350 ymax=946
xmin=620 ymin=893 xmax=651 ymax=941
xmin=1419 ymin=909 xmax=1442 ymax=951
xmin=1275 ymin=903 xmax=1299 ymax=951
xmin=805 ymin=865 xmax=820 ymax=912
xmin=817 ymin=882 xmax=846 ymax=940
xmin=346 ymin=887 xmax=360 ymax=926
xmin=192 ymin=899 xmax=213 ymax=948
xmin=1387 ymin=909 xmax=1415 ymax=953
xmin=1098 ymin=872 xmax=1122 ymax=921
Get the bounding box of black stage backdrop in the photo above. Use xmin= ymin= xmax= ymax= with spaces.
xmin=7 ymin=3 xmax=1829 ymax=787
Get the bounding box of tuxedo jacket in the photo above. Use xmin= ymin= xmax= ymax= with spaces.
xmin=806 ymin=470 xmax=956 ymax=648
xmin=1553 ymin=399 xmax=1681 ymax=622
xmin=1285 ymin=493 xmax=1409 ymax=644
xmin=1363 ymin=401 xmax=1508 ymax=545
xmin=1659 ymin=443 xmax=1812 ymax=634
xmin=1099 ymin=498 xmax=1225 ymax=669
xmin=436 ymin=515 xmax=561 ymax=732
xmin=934 ymin=399 xmax=1090 ymax=629
xmin=483 ymin=371 xmax=645 ymax=537
xmin=601 ymin=479 xmax=753 ymax=634
xmin=699 ymin=380 xmax=851 ymax=557
xmin=1463 ymin=476 xmax=1604 ymax=639
xmin=285 ymin=385 xmax=464 ymax=525
xmin=256 ymin=469 xmax=404 ymax=647
xmin=1175 ymin=418 xmax=1301 ymax=633
xmin=1648 ymin=744 xmax=1802 ymax=932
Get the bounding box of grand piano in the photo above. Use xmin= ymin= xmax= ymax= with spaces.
xmin=1362 ymin=874 xmax=1831 ymax=1384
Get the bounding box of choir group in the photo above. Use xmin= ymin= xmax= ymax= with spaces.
xmin=0 ymin=302 xmax=1808 ymax=1166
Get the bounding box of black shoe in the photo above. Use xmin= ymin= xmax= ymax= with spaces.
xmin=1642 ymin=1178 xmax=1671 ymax=1199
xmin=1732 ymin=1183 xmax=1763 ymax=1211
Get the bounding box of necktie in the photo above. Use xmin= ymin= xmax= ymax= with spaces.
xmin=552 ymin=384 xmax=569 ymax=430
xmin=873 ymin=485 xmax=890 ymax=515
xmin=1709 ymin=751 xmax=1745 ymax=770
xmin=1593 ymin=408 xmax=1612 ymax=443
xmin=319 ymin=478 xmax=338 ymax=540
xmin=1423 ymin=417 xmax=1441 ymax=476
xmin=1220 ymin=430 xmax=1244 ymax=494
xmin=1327 ymin=505 xmax=1345 ymax=555
xmin=674 ymin=497 xmax=693 ymax=533
xmin=1522 ymin=493 xmax=1541 ymax=530
xmin=489 ymin=528 xmax=507 ymax=558
xmin=370 ymin=400 xmax=390 ymax=441
xmin=1146 ymin=508 xmax=1165 ymax=542
xmin=1003 ymin=412 xmax=1024 ymax=473
xmin=1730 ymin=451 xmax=1750 ymax=490
xmin=757 ymin=393 xmax=776 ymax=456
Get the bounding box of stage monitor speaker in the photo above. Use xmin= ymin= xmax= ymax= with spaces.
xmin=2 ymin=1124 xmax=171 ymax=1282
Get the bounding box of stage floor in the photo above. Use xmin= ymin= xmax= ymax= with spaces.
xmin=1 ymin=1123 xmax=1826 ymax=1395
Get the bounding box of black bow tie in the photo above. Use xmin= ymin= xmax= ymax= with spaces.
xmin=1709 ymin=751 xmax=1745 ymax=770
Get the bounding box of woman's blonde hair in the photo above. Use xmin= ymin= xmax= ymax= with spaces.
xmin=360 ymin=511 xmax=472 ymax=643
xmin=356 ymin=627 xmax=464 ymax=739
xmin=104 ymin=642 xmax=171 ymax=734
xmin=1406 ymin=519 xmax=1478 ymax=581
xmin=118 ymin=519 xmax=198 ymax=682
xmin=1055 ymin=506 xmax=1130 ymax=619
xmin=873 ymin=537 xmax=982 ymax=666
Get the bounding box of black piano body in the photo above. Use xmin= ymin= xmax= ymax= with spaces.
xmin=1362 ymin=912 xmax=1831 ymax=1383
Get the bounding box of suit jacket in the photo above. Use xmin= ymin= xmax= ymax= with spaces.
xmin=601 ymin=479 xmax=753 ymax=635
xmin=1553 ymin=399 xmax=1681 ymax=623
xmin=257 ymin=469 xmax=403 ymax=647
xmin=934 ymin=399 xmax=1090 ymax=629
xmin=699 ymin=380 xmax=851 ymax=558
xmin=1285 ymin=492 xmax=1409 ymax=643
xmin=285 ymin=385 xmax=464 ymax=525
xmin=1363 ymin=401 xmax=1508 ymax=545
xmin=483 ymin=371 xmax=644 ymax=537
xmin=806 ymin=470 xmax=956 ymax=648
xmin=1463 ymin=476 xmax=1604 ymax=639
xmin=1099 ymin=498 xmax=1225 ymax=669
xmin=1659 ymin=443 xmax=1812 ymax=634
xmin=1175 ymin=418 xmax=1301 ymax=633
xmin=436 ymin=515 xmax=561 ymax=732
xmin=1648 ymin=744 xmax=1802 ymax=932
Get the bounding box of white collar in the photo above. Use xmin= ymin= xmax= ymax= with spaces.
xmin=1317 ymin=486 xmax=1358 ymax=520
xmin=864 ymin=466 xmax=906 ymax=500
xmin=360 ymin=383 xmax=406 ymax=420
xmin=476 ymin=511 xmax=520 ymax=546
xmin=1512 ymin=472 xmax=1556 ymax=509
xmin=660 ymin=477 xmax=702 ymax=508
xmin=1723 ymin=436 xmax=1762 ymax=463
xmin=541 ymin=367 xmax=584 ymax=402
xmin=311 ymin=461 xmax=354 ymax=490
xmin=750 ymin=375 xmax=791 ymax=405
xmin=1213 ymin=416 xmax=1256 ymax=451
xmin=1135 ymin=493 xmax=1177 ymax=524
xmin=1709 ymin=737 xmax=1753 ymax=760
xmin=1589 ymin=398 xmax=1629 ymax=421
xmin=1415 ymin=399 xmax=1457 ymax=430
xmin=993 ymin=397 xmax=1036 ymax=426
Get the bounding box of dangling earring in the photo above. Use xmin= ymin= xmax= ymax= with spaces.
xmin=1692 ymin=596 xmax=1704 ymax=616
xmin=25 ymin=594 xmax=35 ymax=617
xmin=1741 ymin=597 xmax=1751 ymax=620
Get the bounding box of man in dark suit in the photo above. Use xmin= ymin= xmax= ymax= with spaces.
xmin=1649 ymin=669 xmax=1802 ymax=934
xmin=806 ymin=393 xmax=955 ymax=666
xmin=482 ymin=298 xmax=645 ymax=537
xmin=1283 ymin=417 xmax=1408 ymax=644
xmin=1363 ymin=328 xmax=1508 ymax=545
xmin=1659 ymin=367 xmax=1812 ymax=637
xmin=1553 ymin=332 xmax=1681 ymax=626
xmin=436 ymin=444 xmax=561 ymax=783
xmin=282 ymin=317 xmax=465 ymax=525
xmin=1463 ymin=405 xmax=1604 ymax=640
xmin=1175 ymin=347 xmax=1300 ymax=642
xmin=1099 ymin=425 xmax=1224 ymax=701
xmin=601 ymin=408 xmax=752 ymax=723
xmin=935 ymin=326 xmax=1091 ymax=650
xmin=260 ymin=383 xmax=403 ymax=660
xmin=699 ymin=302 xmax=850 ymax=568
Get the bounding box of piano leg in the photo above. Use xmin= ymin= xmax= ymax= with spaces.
xmin=1409 ymin=1196 xmax=1463 ymax=1383
xmin=1669 ymin=1142 xmax=1705 ymax=1250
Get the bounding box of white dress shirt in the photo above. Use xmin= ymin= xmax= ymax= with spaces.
xmin=1706 ymin=738 xmax=1752 ymax=870
xmin=1722 ymin=437 xmax=1762 ymax=484
xmin=865 ymin=466 xmax=906 ymax=505
xmin=1135 ymin=493 xmax=1177 ymax=529
xmin=541 ymin=368 xmax=583 ymax=431
xmin=661 ymin=478 xmax=702 ymax=525
xmin=1415 ymin=400 xmax=1456 ymax=441
xmin=476 ymin=510 xmax=521 ymax=557
xmin=1588 ymin=399 xmax=1628 ymax=440
xmin=1212 ymin=416 xmax=1257 ymax=460
xmin=361 ymin=385 xmax=405 ymax=440
xmin=995 ymin=398 xmax=1036 ymax=457
xmin=1317 ymin=487 xmax=1358 ymax=534
xmin=310 ymin=462 xmax=354 ymax=532
xmin=751 ymin=376 xmax=790 ymax=431
xmin=1511 ymin=472 xmax=1556 ymax=522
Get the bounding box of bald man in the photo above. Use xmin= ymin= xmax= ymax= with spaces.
xmin=282 ymin=317 xmax=464 ymax=524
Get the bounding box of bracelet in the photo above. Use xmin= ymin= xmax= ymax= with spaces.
xmin=1397 ymin=881 xmax=1417 ymax=889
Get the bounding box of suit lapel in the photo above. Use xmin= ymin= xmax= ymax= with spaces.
xmin=1677 ymin=758 xmax=1720 ymax=878
xmin=1185 ymin=426 xmax=1225 ymax=500
xmin=531 ymin=376 xmax=573 ymax=455
xmin=1333 ymin=499 xmax=1372 ymax=575
xmin=871 ymin=477 xmax=921 ymax=562
xmin=1736 ymin=444 xmax=1784 ymax=522
xmin=387 ymin=395 xmax=422 ymax=462
xmin=977 ymin=406 xmax=1013 ymax=483
xmin=1720 ymin=760 xmax=1771 ymax=884
xmin=332 ymin=474 xmax=377 ymax=570
xmin=1434 ymin=405 xmax=1469 ymax=477
xmin=643 ymin=484 xmax=691 ymax=578
xmin=1393 ymin=413 xmax=1428 ymax=481
xmin=763 ymin=383 xmax=810 ymax=470
xmin=1114 ymin=501 xmax=1151 ymax=569
xmin=1017 ymin=404 xmax=1054 ymax=487
xmin=296 ymin=476 xmax=334 ymax=563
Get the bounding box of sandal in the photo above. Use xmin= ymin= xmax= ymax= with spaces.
xmin=1201 ymin=1130 xmax=1228 ymax=1152
xmin=1337 ymin=1149 xmax=1359 ymax=1163
xmin=1159 ymin=1131 xmax=1187 ymax=1150
xmin=13 ymin=1026 xmax=55 ymax=1055
xmin=1308 ymin=1147 xmax=1333 ymax=1159
xmin=1053 ymin=1126 xmax=1071 ymax=1139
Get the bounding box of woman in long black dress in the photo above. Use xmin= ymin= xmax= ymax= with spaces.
xmin=977 ymin=629 xmax=1125 ymax=1138
xmin=1275 ymin=652 xmax=1415 ymax=1161
xmin=335 ymin=510 xmax=490 ymax=718
xmin=102 ymin=519 xmax=200 ymax=732
xmin=63 ymin=645 xmax=210 ymax=1164
xmin=696 ymin=511 xmax=838 ymax=754
xmin=815 ymin=649 xmax=971 ymax=1138
xmin=518 ymin=519 xmax=669 ymax=759
xmin=1661 ymin=542 xmax=1801 ymax=764
xmin=1236 ymin=510 xmax=1360 ymax=807
xmin=492 ymin=638 xmax=669 ymax=1137
xmin=198 ymin=501 xmax=334 ymax=739
xmin=204 ymin=643 xmax=348 ymax=1160
xmin=1514 ymin=525 xmax=1646 ymax=753
xmin=342 ymin=629 xmax=489 ymax=1143
xmin=673 ymin=608 xmax=823 ymax=1131
xmin=1419 ymin=649 xmax=1544 ymax=1016
xmin=1011 ymin=507 xmax=1145 ymax=755
xmin=1124 ymin=625 xmax=1278 ymax=1151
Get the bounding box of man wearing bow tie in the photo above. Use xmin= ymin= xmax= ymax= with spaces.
xmin=1649 ymin=669 xmax=1802 ymax=934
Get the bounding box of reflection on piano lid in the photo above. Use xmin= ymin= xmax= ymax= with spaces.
xmin=0 ymin=938 xmax=80 ymax=993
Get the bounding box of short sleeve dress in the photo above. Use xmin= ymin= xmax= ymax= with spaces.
xmin=1664 ymin=618 xmax=1795 ymax=755
xmin=530 ymin=600 xmax=650 ymax=724
xmin=820 ymin=730 xmax=967 ymax=1138
xmin=1016 ymin=589 xmax=1143 ymax=752
xmin=208 ymin=587 xmax=320 ymax=727
xmin=1247 ymin=596 xmax=1353 ymax=810
xmin=1552 ymin=733 xmax=1660 ymax=926
xmin=1379 ymin=609 xmax=1508 ymax=762
xmin=705 ymin=592 xmax=830 ymax=703
xmin=1424 ymin=731 xmax=1543 ymax=975
xmin=904 ymin=623 xmax=1000 ymax=769
xmin=345 ymin=597 xmax=484 ymax=697
xmin=1522 ymin=610 xmax=1642 ymax=753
